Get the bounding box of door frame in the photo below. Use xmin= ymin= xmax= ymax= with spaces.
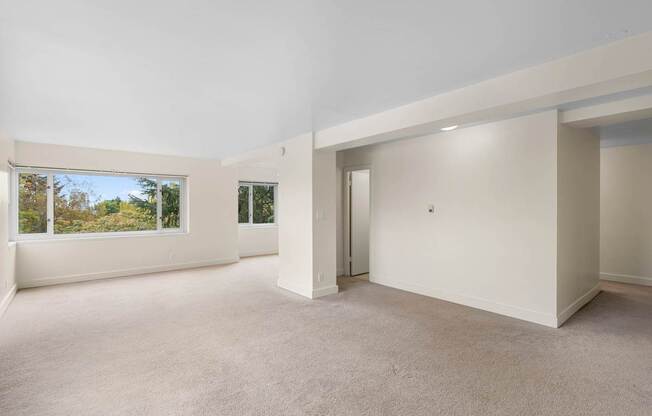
xmin=343 ymin=165 xmax=372 ymax=277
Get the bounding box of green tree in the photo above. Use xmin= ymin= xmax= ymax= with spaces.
xmin=238 ymin=185 xmax=249 ymax=223
xmin=128 ymin=177 xmax=157 ymax=217
xmin=18 ymin=173 xmax=48 ymax=234
xmin=96 ymin=197 xmax=122 ymax=216
xmin=253 ymin=185 xmax=274 ymax=223
xmin=53 ymin=175 xmax=157 ymax=234
xmin=161 ymin=181 xmax=180 ymax=228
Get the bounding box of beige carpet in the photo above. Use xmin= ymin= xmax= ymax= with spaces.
xmin=1 ymin=256 xmax=651 ymax=416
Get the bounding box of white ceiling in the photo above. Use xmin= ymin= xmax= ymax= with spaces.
xmin=600 ymin=118 xmax=652 ymax=148
xmin=2 ymin=0 xmax=652 ymax=159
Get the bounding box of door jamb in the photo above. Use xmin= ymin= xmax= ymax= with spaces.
xmin=342 ymin=164 xmax=371 ymax=277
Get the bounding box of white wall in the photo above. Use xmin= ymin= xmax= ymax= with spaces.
xmin=238 ymin=166 xmax=278 ymax=183
xmin=14 ymin=142 xmax=239 ymax=288
xmin=277 ymin=134 xmax=337 ymax=299
xmin=312 ymin=149 xmax=337 ymax=296
xmin=238 ymin=226 xmax=278 ymax=257
xmin=556 ymin=125 xmax=600 ymax=323
xmin=0 ymin=135 xmax=16 ymax=317
xmin=338 ymin=112 xmax=563 ymax=326
xmin=277 ymin=134 xmax=315 ymax=297
xmin=237 ymin=166 xmax=279 ymax=257
xmin=600 ymin=143 xmax=652 ymax=286
xmin=335 ymin=111 xmax=603 ymax=327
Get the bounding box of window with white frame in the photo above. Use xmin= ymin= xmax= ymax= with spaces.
xmin=16 ymin=168 xmax=185 ymax=238
xmin=238 ymin=182 xmax=277 ymax=225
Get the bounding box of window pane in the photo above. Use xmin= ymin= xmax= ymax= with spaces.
xmin=253 ymin=185 xmax=274 ymax=224
xmin=53 ymin=174 xmax=157 ymax=234
xmin=18 ymin=173 xmax=48 ymax=234
xmin=238 ymin=185 xmax=249 ymax=223
xmin=161 ymin=180 xmax=181 ymax=229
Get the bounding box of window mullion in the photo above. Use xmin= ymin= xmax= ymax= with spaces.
xmin=46 ymin=173 xmax=54 ymax=235
xmin=181 ymin=180 xmax=186 ymax=232
xmin=11 ymin=169 xmax=17 ymax=240
xmin=156 ymin=178 xmax=162 ymax=231
xmin=248 ymin=184 xmax=254 ymax=224
xmin=274 ymin=185 xmax=278 ymax=225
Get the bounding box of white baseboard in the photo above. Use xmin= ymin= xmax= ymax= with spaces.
xmin=337 ymin=268 xmax=345 ymax=277
xmin=0 ymin=284 xmax=17 ymax=319
xmin=277 ymin=280 xmax=338 ymax=299
xmin=556 ymin=283 xmax=601 ymax=327
xmin=313 ymin=285 xmax=339 ymax=298
xmin=370 ymin=275 xmax=557 ymax=328
xmin=239 ymin=250 xmax=279 ymax=258
xmin=277 ymin=279 xmax=312 ymax=299
xmin=19 ymin=257 xmax=240 ymax=289
xmin=600 ymin=272 xmax=652 ymax=287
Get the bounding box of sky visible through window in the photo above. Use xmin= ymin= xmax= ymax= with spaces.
xmin=57 ymin=174 xmax=148 ymax=203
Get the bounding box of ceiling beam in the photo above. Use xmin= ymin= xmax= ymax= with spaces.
xmin=314 ymin=32 xmax=652 ymax=151
xmin=560 ymin=94 xmax=652 ymax=128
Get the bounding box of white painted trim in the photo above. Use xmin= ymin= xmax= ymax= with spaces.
xmin=18 ymin=257 xmax=239 ymax=289
xmin=556 ymin=284 xmax=601 ymax=327
xmin=277 ymin=279 xmax=312 ymax=299
xmin=239 ymin=250 xmax=278 ymax=258
xmin=15 ymin=231 xmax=189 ymax=243
xmin=312 ymin=285 xmax=338 ymax=298
xmin=600 ymin=272 xmax=652 ymax=287
xmin=370 ymin=274 xmax=557 ymax=328
xmin=0 ymin=284 xmax=17 ymax=319
xmin=239 ymin=224 xmax=278 ymax=229
xmin=337 ymin=268 xmax=345 ymax=277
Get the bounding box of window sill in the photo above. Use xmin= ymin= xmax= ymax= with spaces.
xmin=15 ymin=231 xmax=189 ymax=244
xmin=239 ymin=224 xmax=278 ymax=229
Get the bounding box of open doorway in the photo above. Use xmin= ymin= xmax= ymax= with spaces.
xmin=345 ymin=169 xmax=370 ymax=277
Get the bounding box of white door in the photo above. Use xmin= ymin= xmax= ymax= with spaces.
xmin=350 ymin=170 xmax=370 ymax=276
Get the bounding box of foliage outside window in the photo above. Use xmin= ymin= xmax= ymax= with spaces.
xmin=238 ymin=185 xmax=250 ymax=224
xmin=161 ymin=180 xmax=181 ymax=229
xmin=17 ymin=169 xmax=184 ymax=238
xmin=18 ymin=173 xmax=48 ymax=234
xmin=238 ymin=182 xmax=277 ymax=225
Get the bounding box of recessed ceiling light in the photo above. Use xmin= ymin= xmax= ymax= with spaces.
xmin=441 ymin=125 xmax=458 ymax=131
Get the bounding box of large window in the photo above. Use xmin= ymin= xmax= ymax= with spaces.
xmin=16 ymin=169 xmax=185 ymax=238
xmin=238 ymin=182 xmax=277 ymax=225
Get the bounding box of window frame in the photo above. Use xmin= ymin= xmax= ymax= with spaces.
xmin=13 ymin=167 xmax=187 ymax=241
xmin=238 ymin=181 xmax=278 ymax=227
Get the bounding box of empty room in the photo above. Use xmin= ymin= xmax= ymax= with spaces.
xmin=1 ymin=1 xmax=651 ymax=415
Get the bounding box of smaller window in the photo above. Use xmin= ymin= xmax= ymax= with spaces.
xmin=238 ymin=182 xmax=277 ymax=225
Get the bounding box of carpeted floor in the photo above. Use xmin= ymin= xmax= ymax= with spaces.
xmin=0 ymin=255 xmax=651 ymax=416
